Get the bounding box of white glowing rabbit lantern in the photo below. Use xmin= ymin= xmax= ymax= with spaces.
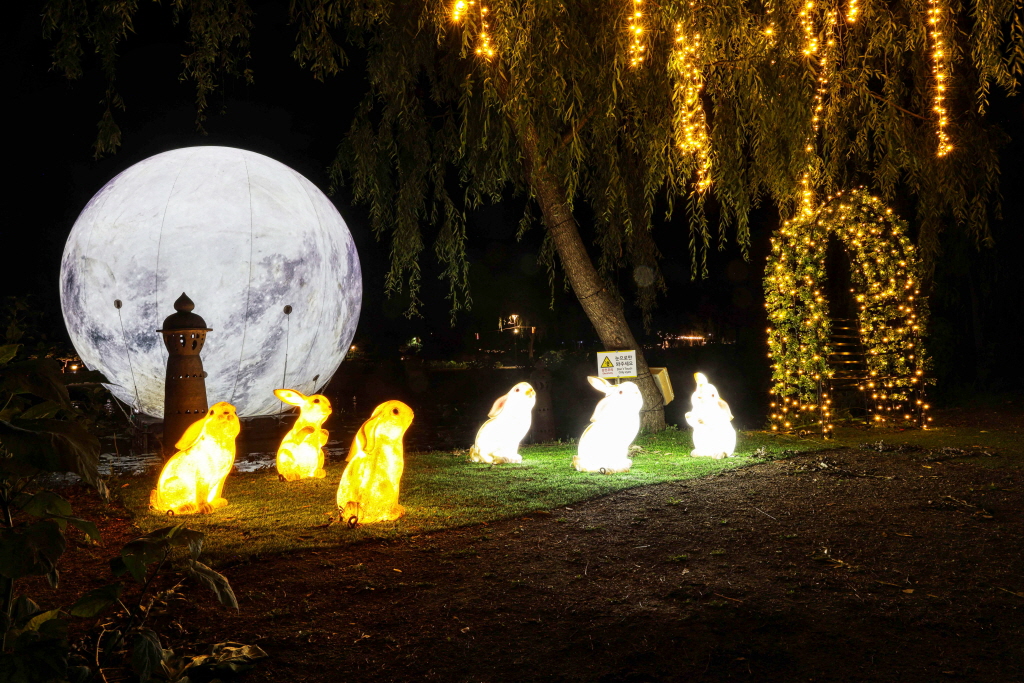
xmin=274 ymin=389 xmax=332 ymax=481
xmin=469 ymin=382 xmax=536 ymax=464
xmin=685 ymin=372 xmax=736 ymax=458
xmin=573 ymin=377 xmax=643 ymax=474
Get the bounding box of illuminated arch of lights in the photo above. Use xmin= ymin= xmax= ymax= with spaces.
xmin=764 ymin=188 xmax=932 ymax=435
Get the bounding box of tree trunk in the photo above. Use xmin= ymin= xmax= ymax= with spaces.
xmin=518 ymin=120 xmax=666 ymax=432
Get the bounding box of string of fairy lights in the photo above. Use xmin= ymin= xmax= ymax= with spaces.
xmin=447 ymin=0 xmax=954 ymax=156
xmin=764 ymin=189 xmax=932 ymax=434
xmin=670 ymin=21 xmax=712 ymax=192
xmin=799 ymin=7 xmax=837 ymax=218
xmin=764 ymin=0 xmax=777 ymax=44
xmin=476 ymin=4 xmax=494 ymax=59
xmin=449 ymin=0 xmax=494 ymax=58
xmin=628 ymin=0 xmax=647 ymax=67
xmin=846 ymin=0 xmax=859 ymax=23
xmin=927 ymin=0 xmax=953 ymax=156
xmin=452 ymin=0 xmax=468 ymax=22
xmin=799 ymin=0 xmax=820 ymax=57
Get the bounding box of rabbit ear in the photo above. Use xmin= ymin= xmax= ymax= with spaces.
xmin=346 ymin=430 xmax=362 ymax=462
xmin=488 ymin=394 xmax=508 ymax=418
xmin=347 ymin=417 xmax=375 ymax=461
xmin=718 ymin=398 xmax=734 ymax=420
xmin=174 ymin=409 xmax=213 ymax=451
xmin=275 ymin=389 xmax=306 ymax=406
xmin=358 ymin=406 xmax=385 ymax=455
xmin=588 ymin=376 xmax=612 ymax=393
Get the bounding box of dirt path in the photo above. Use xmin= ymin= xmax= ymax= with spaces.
xmin=102 ymin=447 xmax=1014 ymax=683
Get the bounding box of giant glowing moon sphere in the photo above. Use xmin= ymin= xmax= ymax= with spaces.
xmin=60 ymin=146 xmax=362 ymax=418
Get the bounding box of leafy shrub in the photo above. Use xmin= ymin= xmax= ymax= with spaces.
xmin=0 ymin=341 xmax=257 ymax=682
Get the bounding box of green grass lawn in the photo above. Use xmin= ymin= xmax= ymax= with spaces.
xmin=116 ymin=419 xmax=1023 ymax=563
xmin=117 ymin=429 xmax=801 ymax=562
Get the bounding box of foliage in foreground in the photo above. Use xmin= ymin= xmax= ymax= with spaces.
xmin=5 ymin=523 xmax=247 ymax=683
xmin=0 ymin=341 xmax=252 ymax=682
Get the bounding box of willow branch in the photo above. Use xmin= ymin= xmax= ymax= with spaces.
xmin=549 ymin=104 xmax=599 ymax=159
xmin=867 ymin=91 xmax=929 ymax=121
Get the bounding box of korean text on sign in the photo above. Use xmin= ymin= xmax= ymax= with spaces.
xmin=596 ymin=350 xmax=637 ymax=379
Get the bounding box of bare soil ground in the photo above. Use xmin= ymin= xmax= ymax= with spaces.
xmin=49 ymin=440 xmax=1024 ymax=682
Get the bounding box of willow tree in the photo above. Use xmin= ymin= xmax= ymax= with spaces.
xmin=43 ymin=0 xmax=1022 ymax=431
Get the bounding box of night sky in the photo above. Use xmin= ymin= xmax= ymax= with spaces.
xmin=5 ymin=2 xmax=1023 ymax=402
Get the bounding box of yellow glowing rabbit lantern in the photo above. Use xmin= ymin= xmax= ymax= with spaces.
xmin=274 ymin=389 xmax=331 ymax=481
xmin=150 ymin=401 xmax=240 ymax=514
xmin=573 ymin=377 xmax=643 ymax=474
xmin=336 ymin=400 xmax=414 ymax=525
xmin=469 ymin=382 xmax=536 ymax=464
xmin=685 ymin=372 xmax=736 ymax=459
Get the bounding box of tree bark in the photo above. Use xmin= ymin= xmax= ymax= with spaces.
xmin=518 ymin=119 xmax=666 ymax=432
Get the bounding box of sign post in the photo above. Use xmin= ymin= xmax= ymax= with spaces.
xmin=596 ymin=350 xmax=637 ymax=381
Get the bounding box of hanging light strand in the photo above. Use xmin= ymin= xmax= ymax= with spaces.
xmin=847 ymin=0 xmax=860 ymax=23
xmin=927 ymin=0 xmax=953 ymax=156
xmin=671 ymin=21 xmax=713 ymax=191
xmin=628 ymin=0 xmax=646 ymax=67
xmin=451 ymin=0 xmax=469 ymax=22
xmin=475 ymin=3 xmax=494 ymax=59
xmin=812 ymin=10 xmax=838 ymax=136
xmin=799 ymin=0 xmax=819 ymax=56
xmin=451 ymin=0 xmax=494 ymax=60
xmin=799 ymin=9 xmax=837 ymax=218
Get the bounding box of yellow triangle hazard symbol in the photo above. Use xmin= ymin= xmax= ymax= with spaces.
xmin=600 ymin=356 xmax=614 ymax=369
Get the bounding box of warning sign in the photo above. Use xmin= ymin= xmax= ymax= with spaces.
xmin=596 ymin=350 xmax=637 ymax=379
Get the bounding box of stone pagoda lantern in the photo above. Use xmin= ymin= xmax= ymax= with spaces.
xmin=158 ymin=293 xmax=211 ymax=457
